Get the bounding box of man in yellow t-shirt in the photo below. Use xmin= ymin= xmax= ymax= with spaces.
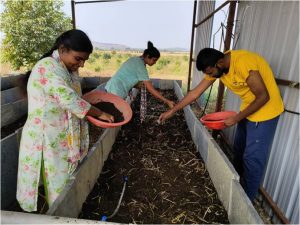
xmin=159 ymin=48 xmax=284 ymax=201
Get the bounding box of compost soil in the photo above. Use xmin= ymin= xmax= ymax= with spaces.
xmin=79 ymin=90 xmax=229 ymax=224
xmin=92 ymin=102 xmax=124 ymax=123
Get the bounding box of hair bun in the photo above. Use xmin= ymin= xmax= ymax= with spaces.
xmin=147 ymin=41 xmax=154 ymax=49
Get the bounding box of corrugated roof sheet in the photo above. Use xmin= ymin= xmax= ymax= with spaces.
xmin=192 ymin=0 xmax=215 ymax=89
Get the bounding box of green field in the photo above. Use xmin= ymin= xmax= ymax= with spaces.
xmin=81 ymin=50 xmax=189 ymax=77
xmin=79 ymin=50 xmax=189 ymax=93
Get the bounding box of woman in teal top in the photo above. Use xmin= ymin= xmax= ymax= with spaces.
xmin=101 ymin=41 xmax=175 ymax=109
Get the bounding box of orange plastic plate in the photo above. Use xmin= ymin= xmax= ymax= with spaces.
xmin=82 ymin=90 xmax=133 ymax=128
xmin=200 ymin=111 xmax=237 ymax=130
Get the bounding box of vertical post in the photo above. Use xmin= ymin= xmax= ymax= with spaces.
xmin=214 ymin=1 xmax=237 ymax=112
xmin=187 ymin=0 xmax=198 ymax=92
xmin=71 ymin=0 xmax=76 ymax=29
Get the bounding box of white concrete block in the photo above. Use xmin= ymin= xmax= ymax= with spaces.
xmin=102 ymin=129 xmax=112 ymax=162
xmin=229 ymin=180 xmax=263 ymax=224
xmin=193 ymin=122 xmax=208 ymax=163
xmin=164 ymin=80 xmax=174 ymax=89
xmin=2 ymin=210 xmax=120 ymax=224
xmin=206 ymin=139 xmax=239 ymax=211
xmin=47 ymin=143 xmax=105 ymax=217
xmin=174 ymin=81 xmax=184 ymax=100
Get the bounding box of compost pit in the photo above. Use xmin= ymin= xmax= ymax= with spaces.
xmin=80 ymin=90 xmax=229 ymax=224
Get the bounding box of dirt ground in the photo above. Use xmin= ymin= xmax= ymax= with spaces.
xmin=79 ymin=90 xmax=229 ymax=224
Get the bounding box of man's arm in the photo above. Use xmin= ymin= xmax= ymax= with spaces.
xmin=159 ymin=78 xmax=215 ymax=122
xmin=224 ymin=70 xmax=270 ymax=126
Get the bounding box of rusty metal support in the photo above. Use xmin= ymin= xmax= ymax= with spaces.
xmin=259 ymin=187 xmax=290 ymax=224
xmin=75 ymin=0 xmax=124 ymax=4
xmin=71 ymin=0 xmax=76 ymax=29
xmin=195 ymin=1 xmax=230 ymax=28
xmin=187 ymin=0 xmax=198 ymax=92
xmin=214 ymin=1 xmax=237 ymax=112
xmin=275 ymin=78 xmax=299 ymax=89
xmin=71 ymin=0 xmax=124 ymax=29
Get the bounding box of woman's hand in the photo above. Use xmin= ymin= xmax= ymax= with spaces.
xmin=98 ymin=112 xmax=114 ymax=123
xmin=87 ymin=106 xmax=114 ymax=123
xmin=166 ymin=100 xmax=175 ymax=109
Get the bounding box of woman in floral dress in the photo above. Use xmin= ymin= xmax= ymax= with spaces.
xmin=17 ymin=29 xmax=114 ymax=212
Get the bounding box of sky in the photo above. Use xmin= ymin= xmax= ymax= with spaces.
xmin=0 ymin=0 xmax=228 ymax=50
xmin=62 ymin=0 xmax=195 ymax=49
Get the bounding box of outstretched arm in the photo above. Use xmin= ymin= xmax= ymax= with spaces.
xmin=143 ymin=80 xmax=175 ymax=109
xmin=159 ymin=78 xmax=215 ymax=123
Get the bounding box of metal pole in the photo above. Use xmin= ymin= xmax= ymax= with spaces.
xmin=71 ymin=0 xmax=76 ymax=29
xmin=75 ymin=0 xmax=124 ymax=4
xmin=195 ymin=1 xmax=230 ymax=28
xmin=187 ymin=0 xmax=198 ymax=92
xmin=214 ymin=1 xmax=237 ymax=112
xmin=275 ymin=78 xmax=299 ymax=89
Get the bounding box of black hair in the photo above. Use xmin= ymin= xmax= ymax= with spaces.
xmin=41 ymin=29 xmax=93 ymax=59
xmin=196 ymin=48 xmax=224 ymax=72
xmin=143 ymin=41 xmax=160 ymax=58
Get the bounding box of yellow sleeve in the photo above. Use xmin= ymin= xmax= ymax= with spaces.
xmin=235 ymin=54 xmax=259 ymax=80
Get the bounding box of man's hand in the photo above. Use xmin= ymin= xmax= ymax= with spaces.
xmin=224 ymin=115 xmax=238 ymax=127
xmin=159 ymin=110 xmax=175 ymax=124
xmin=98 ymin=112 xmax=114 ymax=123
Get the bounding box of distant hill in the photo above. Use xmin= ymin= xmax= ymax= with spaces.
xmin=92 ymin=41 xmax=188 ymax=52
xmin=92 ymin=42 xmax=130 ymax=51
xmin=160 ymin=47 xmax=189 ymax=52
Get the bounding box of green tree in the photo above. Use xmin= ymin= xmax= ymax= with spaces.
xmin=0 ymin=0 xmax=72 ymax=70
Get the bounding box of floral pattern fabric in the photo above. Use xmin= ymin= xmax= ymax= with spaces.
xmin=16 ymin=50 xmax=91 ymax=212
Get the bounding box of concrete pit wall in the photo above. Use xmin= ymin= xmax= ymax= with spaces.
xmin=1 ymin=79 xmax=262 ymax=224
